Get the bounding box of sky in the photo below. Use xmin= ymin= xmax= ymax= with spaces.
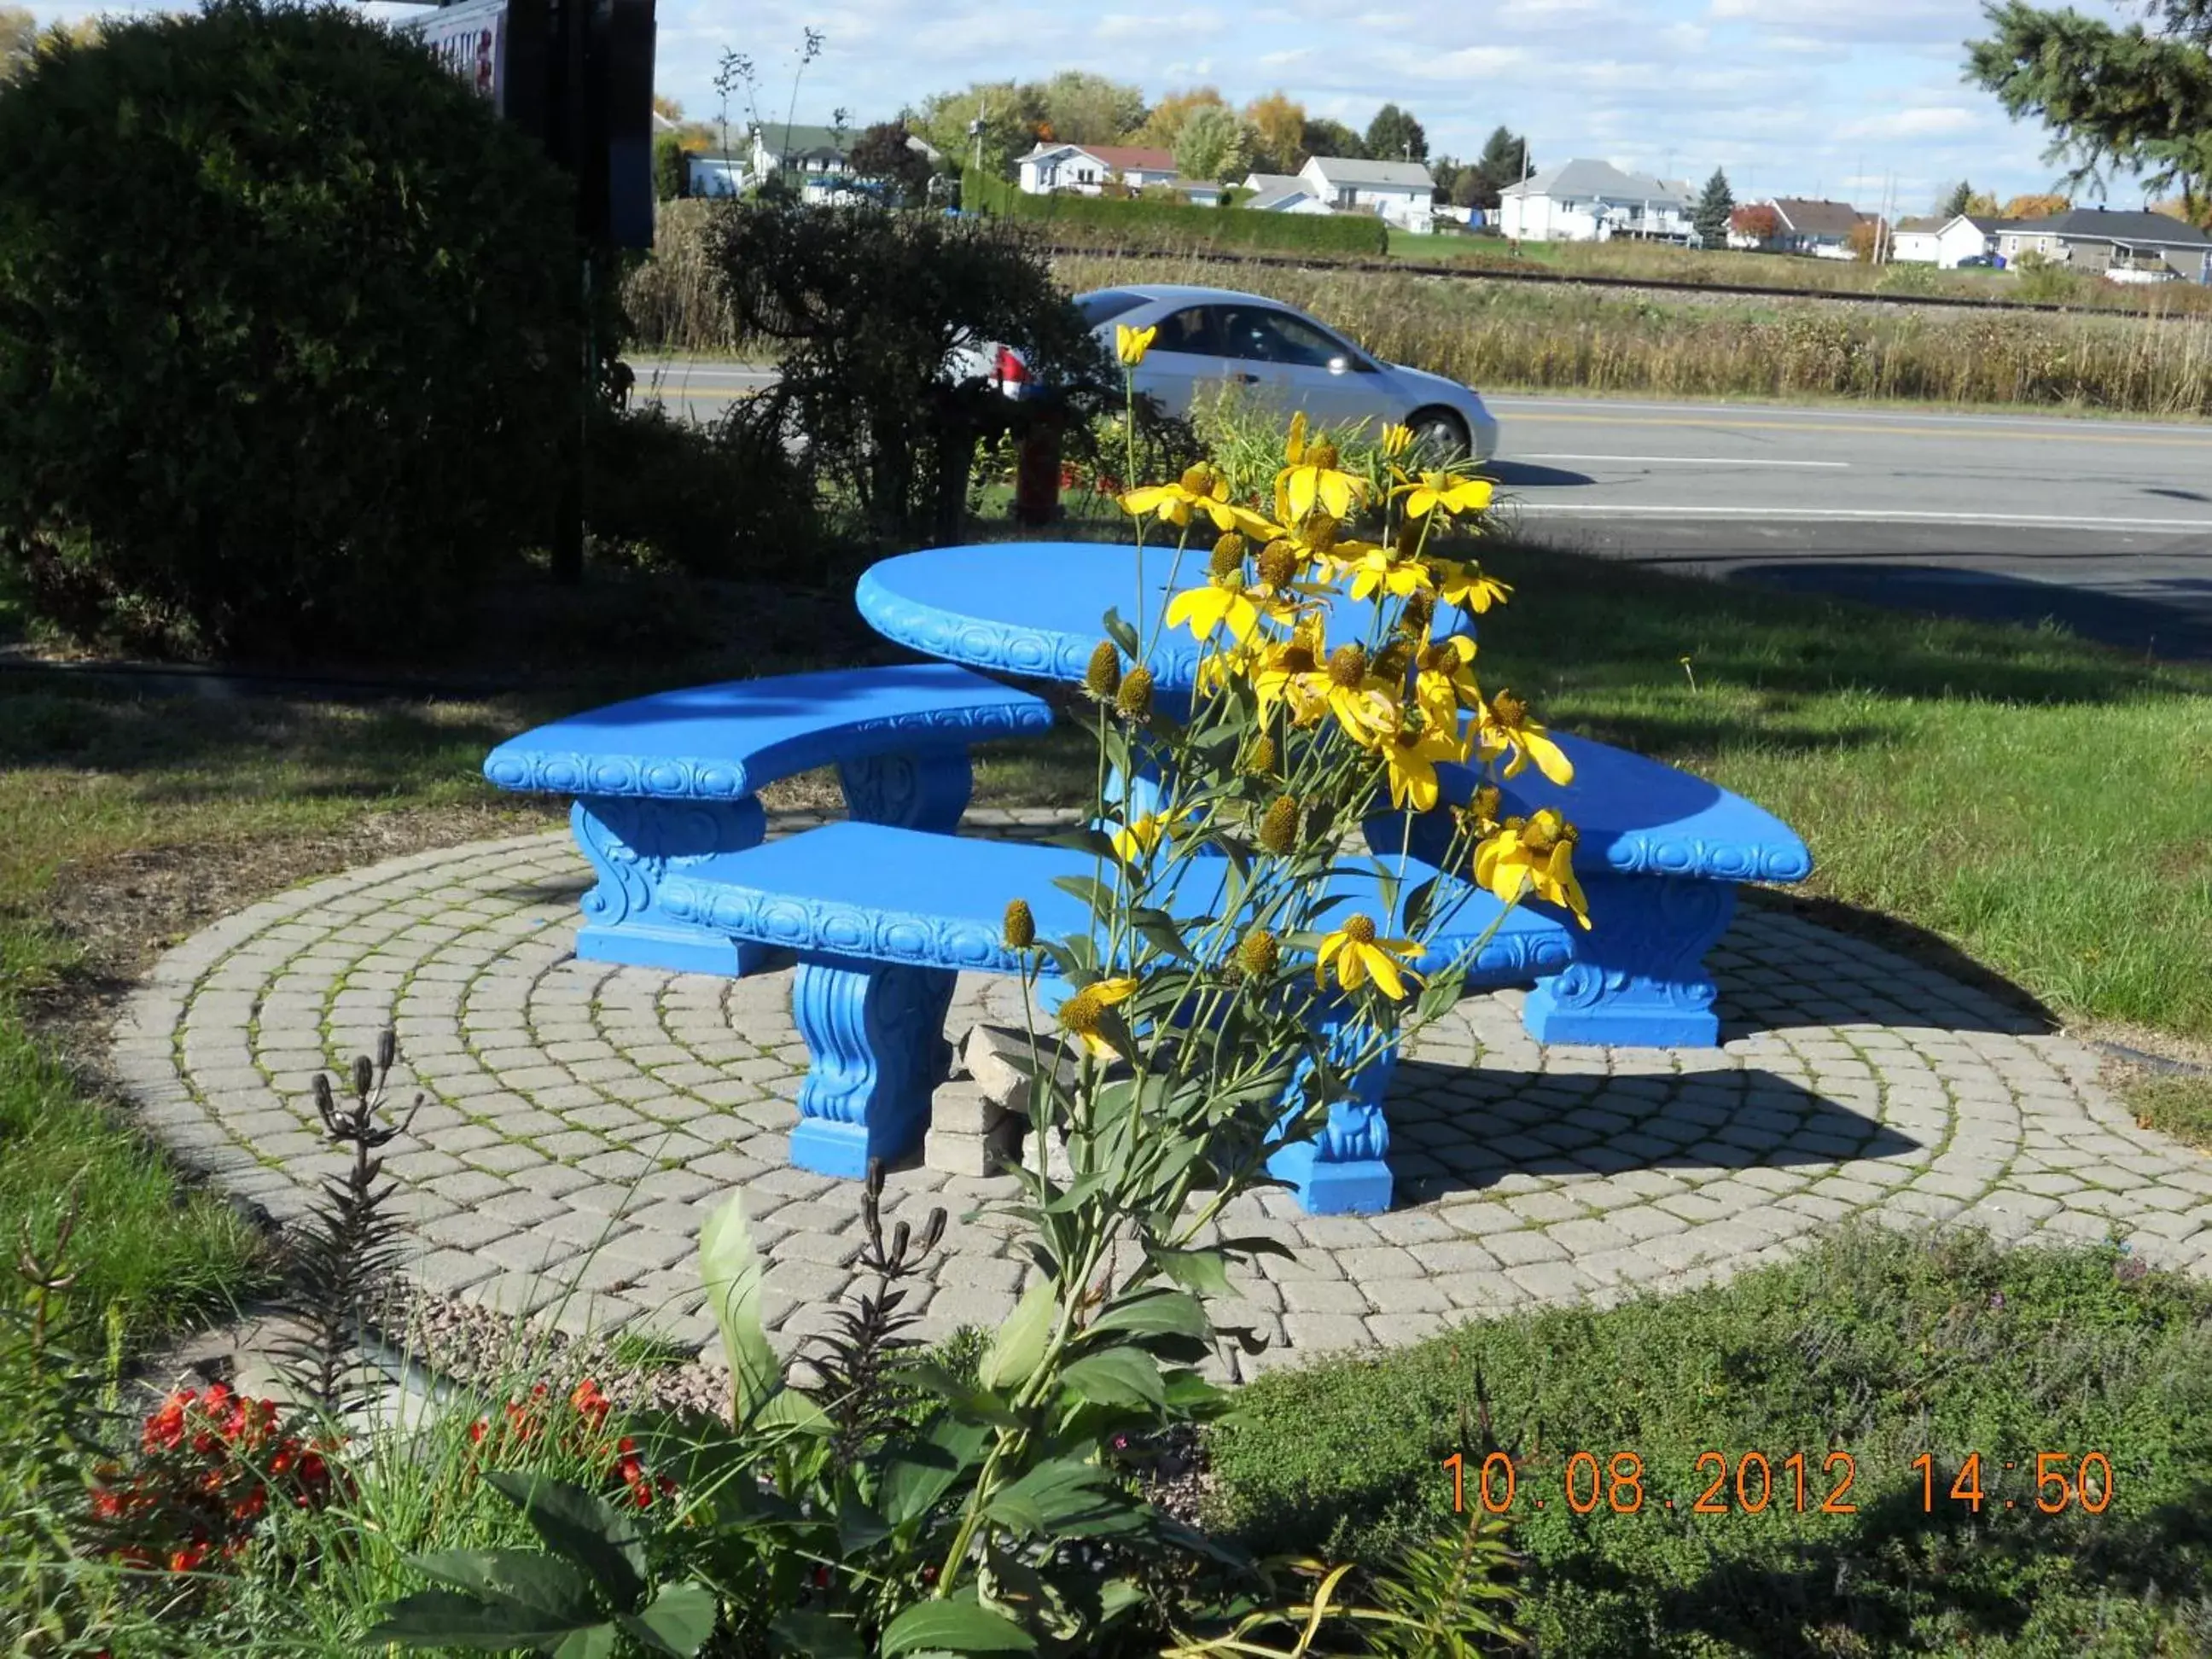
xmin=22 ymin=0 xmax=2159 ymax=212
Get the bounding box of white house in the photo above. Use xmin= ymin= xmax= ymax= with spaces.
xmin=1298 ymin=155 xmax=1435 ymax=232
xmin=1016 ymin=143 xmax=1179 ymax=195
xmin=1889 ymin=213 xmax=1999 ymax=267
xmin=1239 ymin=171 xmax=1333 ymax=215
xmin=686 ymin=150 xmax=748 ymax=197
xmin=1497 ymin=159 xmax=1691 ymax=243
xmin=1754 ymin=198 xmax=1868 ymax=259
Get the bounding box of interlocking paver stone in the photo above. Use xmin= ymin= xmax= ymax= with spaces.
xmin=108 ymin=827 xmax=2212 ymax=1371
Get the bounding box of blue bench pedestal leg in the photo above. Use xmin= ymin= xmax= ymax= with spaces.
xmin=788 ymin=956 xmax=957 ymax=1178
xmin=837 ymin=750 xmax=972 ymax=833
xmin=1266 ymin=1005 xmax=1396 ymax=1214
xmin=1522 ymin=875 xmax=1736 ymax=1048
xmin=573 ymin=797 xmax=771 ymax=976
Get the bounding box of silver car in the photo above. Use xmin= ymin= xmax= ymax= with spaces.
xmin=1076 ymin=284 xmax=1499 ymax=460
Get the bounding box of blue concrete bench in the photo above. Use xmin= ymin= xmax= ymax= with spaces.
xmin=1365 ymin=730 xmax=1813 ymax=1048
xmin=656 ymin=822 xmax=1575 ymax=1214
xmin=481 ymin=666 xmax=1052 ymax=975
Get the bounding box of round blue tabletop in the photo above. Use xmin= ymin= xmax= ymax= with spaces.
xmin=855 ymin=541 xmax=1470 ymax=694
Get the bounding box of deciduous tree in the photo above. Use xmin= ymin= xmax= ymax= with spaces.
xmin=1038 ymin=69 xmax=1145 ymax=144
xmin=2 ymin=5 xmax=38 ymax=82
xmin=1244 ymin=90 xmax=1305 ymax=171
xmin=848 ymin=119 xmax=934 ymax=204
xmin=1300 ymin=115 xmax=1365 ymax=160
xmin=1730 ymin=201 xmax=1779 ymax=242
xmin=1466 ymin=125 xmax=1531 ymax=208
xmin=1964 ymin=189 xmax=2001 ymax=215
xmin=2000 ymin=190 xmax=2071 ymax=219
xmin=1173 ymin=103 xmax=1251 ymax=183
xmin=1134 ymin=85 xmax=1225 ymax=148
xmin=905 ymin=79 xmax=1045 ymax=178
xmin=1692 ymin=167 xmax=1734 ymax=246
xmin=1365 ymin=102 xmax=1427 ymax=162
xmin=1968 ymin=0 xmax=2212 ymax=221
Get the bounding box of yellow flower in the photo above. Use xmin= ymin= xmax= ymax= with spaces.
xmin=1322 ymin=643 xmax=1400 ymax=748
xmin=1276 ymin=414 xmax=1371 ymax=523
xmin=1121 ymin=463 xmax=1276 ymax=537
xmin=1394 ymin=469 xmax=1496 ymax=520
xmin=1380 ymin=422 xmax=1414 ymax=458
xmin=1115 ymin=323 xmax=1156 ymax=366
xmin=1474 ymin=810 xmax=1592 ymax=929
xmin=1057 ymin=975 xmax=1140 ymax=1059
xmin=1430 ymin=559 xmax=1513 ymax=614
xmin=1316 ymin=914 xmax=1423 ymax=1001
xmin=1165 ymin=574 xmax=1270 ymax=644
xmin=1414 ymin=635 xmax=1482 ymax=727
xmin=1192 ymin=632 xmax=1264 ymax=698
xmin=1382 ymin=723 xmax=1462 ymax=812
xmin=1345 ymin=548 xmax=1436 ymax=604
xmin=1478 ymin=689 xmax=1575 ymax=786
xmin=1109 ymin=806 xmax=1193 ymax=864
xmin=1253 ymin=625 xmax=1331 ymax=727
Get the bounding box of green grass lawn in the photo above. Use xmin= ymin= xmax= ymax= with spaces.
xmin=1207 ymin=1224 xmax=2212 ymax=1656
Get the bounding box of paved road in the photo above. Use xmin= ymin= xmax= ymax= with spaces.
xmin=626 ymin=358 xmax=2212 ymax=659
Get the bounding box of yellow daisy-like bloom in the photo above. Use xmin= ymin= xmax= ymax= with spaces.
xmin=1380 ymin=422 xmax=1414 ymax=459
xmin=1057 ymin=975 xmax=1141 ymax=1059
xmin=1415 ymin=635 xmax=1483 ymax=728
xmin=1316 ymin=914 xmax=1423 ymax=1001
xmin=1474 ymin=810 xmax=1592 ymax=930
xmin=1382 ymin=723 xmax=1463 ymax=812
xmin=1115 ymin=323 xmax=1156 ymax=366
xmin=1478 ymin=689 xmax=1575 ymax=786
xmin=1122 ymin=463 xmax=1277 ymax=538
xmin=1276 ymin=414 xmax=1371 ymax=523
xmin=1323 ymin=643 xmax=1401 ymax=749
xmin=1394 ymin=469 xmax=1496 ymax=520
xmin=1193 ymin=632 xmax=1264 ymax=699
xmin=1109 ymin=805 xmax=1193 ymax=864
xmin=1345 ymin=547 xmax=1437 ymax=604
xmin=1166 ymin=574 xmax=1264 ymax=645
xmin=1253 ymin=626 xmax=1331 ymax=727
xmin=1430 ymin=559 xmax=1514 ymax=614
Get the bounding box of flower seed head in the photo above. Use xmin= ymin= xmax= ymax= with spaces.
xmin=1344 ymin=914 xmax=1377 ymax=945
xmin=1059 ymin=985 xmax=1108 ymax=1038
xmin=1400 ymin=593 xmax=1435 ymax=638
xmin=1180 ymin=462 xmax=1217 ymax=496
xmin=1116 ymin=666 xmax=1155 ymax=721
xmin=1242 ymin=733 xmax=1277 ymax=776
xmin=1084 ymin=639 xmax=1122 ymax=701
xmin=1003 ymin=898 xmax=1035 ymax=951
xmin=1209 ymin=532 xmax=1247 ymax=578
xmin=1471 ymin=783 xmax=1502 ymax=821
xmin=1258 ymin=795 xmax=1300 ymax=854
xmin=1491 ymin=688 xmax=1528 ymax=725
xmin=1237 ymin=928 xmax=1280 ymax=978
xmin=1303 ymin=513 xmax=1341 ymax=552
xmin=1257 ymin=538 xmax=1299 ymax=589
xmin=1373 ymin=642 xmax=1412 ymax=685
xmin=1307 ymin=441 xmax=1340 ymax=470
xmin=1327 ymin=643 xmax=1370 ymax=689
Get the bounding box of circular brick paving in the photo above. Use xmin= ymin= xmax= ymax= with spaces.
xmin=110 ymin=818 xmax=2212 ymax=1380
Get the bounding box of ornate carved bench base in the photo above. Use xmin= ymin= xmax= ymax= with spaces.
xmin=1522 ymin=874 xmax=1736 ymax=1049
xmin=1266 ymin=1002 xmax=1398 ymax=1214
xmin=787 ymin=958 xmax=958 ymax=1179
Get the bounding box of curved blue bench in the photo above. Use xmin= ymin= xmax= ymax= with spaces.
xmin=1365 ymin=730 xmax=1813 ymax=1048
xmin=481 ymin=666 xmax=1053 ymax=975
xmin=659 ymin=822 xmax=1575 ymax=1214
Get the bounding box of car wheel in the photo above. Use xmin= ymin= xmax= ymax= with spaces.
xmin=1407 ymin=408 xmax=1470 ymax=459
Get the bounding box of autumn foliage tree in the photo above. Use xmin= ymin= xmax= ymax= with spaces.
xmin=2000 ymin=191 xmax=2071 ymax=220
xmin=1135 ymin=85 xmax=1226 ymax=148
xmin=1729 ymin=202 xmax=1779 ymax=242
xmin=1244 ymin=90 xmax=1305 ymax=172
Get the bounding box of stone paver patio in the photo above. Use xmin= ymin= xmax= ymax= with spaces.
xmin=110 ymin=815 xmax=2212 ymax=1380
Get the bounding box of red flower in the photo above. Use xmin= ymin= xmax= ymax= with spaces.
xmin=169 ymin=1539 xmax=211 ymax=1575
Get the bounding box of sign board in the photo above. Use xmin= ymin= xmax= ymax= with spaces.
xmin=405 ymin=0 xmax=512 ymax=115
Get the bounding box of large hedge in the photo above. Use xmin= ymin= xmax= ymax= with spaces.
xmin=0 ymin=0 xmax=587 ymax=658
xmin=962 ymin=169 xmax=1390 ymax=257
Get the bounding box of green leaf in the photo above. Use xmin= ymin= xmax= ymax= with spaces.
xmin=1127 ymin=905 xmax=1193 ymax=962
xmin=1100 ymin=607 xmax=1140 ymax=661
xmin=483 ymin=1475 xmax=648 ymax=1612
xmin=1050 ymin=872 xmax=1114 ymax=914
xmin=768 ymin=1610 xmax=865 ymax=1657
xmin=880 ymin=1597 xmax=1038 ymax=1656
xmin=896 ymin=1360 xmax=1024 ymax=1428
xmin=366 ymin=1589 xmax=611 ymax=1650
xmin=980 ymin=1276 xmax=1059 ymax=1390
xmin=553 ymin=1628 xmax=620 ymax=1659
xmin=881 ymin=1417 xmax=992 ymax=1528
xmin=1151 ymin=1248 xmax=1234 ymax=1298
xmin=1088 ymin=1288 xmax=1209 ymax=1343
xmin=699 ymin=1193 xmax=783 ymax=1423
xmin=1060 ymin=1348 xmax=1165 ymax=1409
xmin=405 ymin=1549 xmax=602 ymax=1621
xmin=615 ymin=1581 xmax=721 ymax=1657
xmin=1043 ymin=825 xmax=1121 ymax=861
xmin=992 ymin=1458 xmax=1149 ymax=1538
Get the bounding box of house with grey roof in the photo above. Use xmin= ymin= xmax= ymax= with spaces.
xmin=1994 ymin=207 xmax=2211 ymax=282
xmin=1889 ymin=213 xmax=2000 ymax=267
xmin=1237 ymin=170 xmax=1335 ymax=215
xmin=1298 ymin=155 xmax=1436 ymax=231
xmin=1497 ymin=159 xmax=1693 ymax=244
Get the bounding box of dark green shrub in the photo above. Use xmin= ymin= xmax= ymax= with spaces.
xmin=963 ymin=167 xmax=1391 ymax=256
xmin=653 ymin=131 xmax=687 ymax=201
xmin=0 ymin=0 xmax=588 ymax=659
xmin=585 ymin=400 xmax=827 ymax=580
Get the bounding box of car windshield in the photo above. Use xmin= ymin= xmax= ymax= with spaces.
xmin=1076 ymin=290 xmax=1150 ymax=328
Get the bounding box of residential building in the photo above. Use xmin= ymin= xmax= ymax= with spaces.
xmin=1497 ymin=159 xmax=1692 ymax=243
xmin=689 ymin=120 xmax=934 ymax=204
xmin=1732 ymin=198 xmax=1870 ymax=258
xmin=686 ymin=149 xmax=748 ymax=197
xmin=1889 ymin=213 xmax=1999 ymax=267
xmin=1994 ymin=207 xmax=2212 ymax=281
xmin=1239 ymin=171 xmax=1333 ymax=215
xmin=1016 ymin=143 xmax=1179 ymax=195
xmin=1298 ymin=155 xmax=1437 ymax=232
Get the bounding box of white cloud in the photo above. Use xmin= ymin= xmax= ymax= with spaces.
xmin=1838 ymin=105 xmax=1982 ymax=139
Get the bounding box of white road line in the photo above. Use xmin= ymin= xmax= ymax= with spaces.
xmin=1505 ymin=503 xmax=2212 ymax=532
xmin=1519 ymin=452 xmax=1850 ymax=469
xmin=1484 ymin=393 xmax=2212 ymax=438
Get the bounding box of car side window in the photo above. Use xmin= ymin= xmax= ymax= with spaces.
xmin=1252 ymin=311 xmax=1349 ymax=370
xmin=1150 ymin=306 xmax=1217 ymax=355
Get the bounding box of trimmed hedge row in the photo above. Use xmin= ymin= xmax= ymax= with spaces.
xmin=961 ymin=168 xmax=1388 ymax=257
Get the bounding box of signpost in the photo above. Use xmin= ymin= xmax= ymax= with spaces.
xmin=400 ymin=0 xmax=655 ymax=579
